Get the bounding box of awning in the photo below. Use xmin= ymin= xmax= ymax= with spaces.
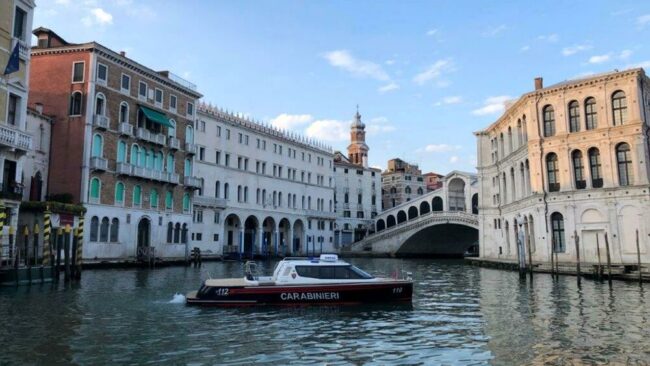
xmin=139 ymin=105 xmax=173 ymax=127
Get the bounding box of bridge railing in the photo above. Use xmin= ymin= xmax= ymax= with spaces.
xmin=350 ymin=211 xmax=478 ymax=250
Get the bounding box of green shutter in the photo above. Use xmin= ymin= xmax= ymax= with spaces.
xmin=133 ymin=185 xmax=142 ymax=205
xmin=117 ymin=141 xmax=126 ymax=163
xmin=166 ymin=191 xmax=173 ymax=209
xmin=115 ymin=182 xmax=124 ymax=202
xmin=92 ymin=134 xmax=103 ymax=157
xmin=183 ymin=193 xmax=190 ymax=211
xmin=150 ymin=189 xmax=158 ymax=208
xmin=90 ymin=178 xmax=100 ymax=198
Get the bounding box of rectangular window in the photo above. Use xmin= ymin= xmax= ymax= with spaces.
xmin=217 ymin=126 xmax=221 ymax=137
xmin=7 ymin=94 xmax=19 ymax=126
xmin=199 ymin=120 xmax=206 ymax=132
xmin=13 ymin=7 xmax=26 ymax=40
xmin=97 ymin=63 xmax=107 ymax=84
xmin=238 ymin=133 xmax=243 ymax=143
xmin=199 ymin=147 xmax=205 ymax=161
xmin=215 ymin=151 xmax=221 ymax=165
xmin=213 ymin=234 xmax=219 ymax=241
xmin=170 ymin=95 xmax=177 ymax=110
xmin=187 ymin=102 xmax=194 ymax=116
xmin=262 ymin=140 xmax=266 ymax=150
xmin=155 ymin=88 xmax=163 ymax=106
xmin=245 ymin=135 xmax=249 ymax=145
xmin=225 ymin=154 xmax=230 ymax=166
xmin=72 ymin=62 xmax=84 ymax=83
xmin=226 ymin=129 xmax=230 ymax=140
xmin=121 ymin=73 xmax=131 ymax=93
xmin=139 ymin=81 xmax=147 ymax=99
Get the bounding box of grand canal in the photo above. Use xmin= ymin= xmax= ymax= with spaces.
xmin=0 ymin=258 xmax=648 ymax=365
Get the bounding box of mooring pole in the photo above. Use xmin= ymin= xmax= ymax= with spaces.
xmin=574 ymin=231 xmax=581 ymax=286
xmin=596 ymin=233 xmax=602 ymax=281
xmin=23 ymin=226 xmax=31 ymax=285
xmin=34 ymin=223 xmax=43 ymax=282
xmin=604 ymin=232 xmax=612 ymax=286
xmin=526 ymin=231 xmax=533 ymax=279
xmin=64 ymin=225 xmax=71 ymax=282
xmin=71 ymin=228 xmax=78 ymax=280
xmin=75 ymin=216 xmax=84 ymax=280
xmin=42 ymin=210 xmax=51 ymax=267
xmin=55 ymin=227 xmax=63 ymax=280
xmin=550 ymin=237 xmax=555 ymax=279
xmin=636 ymin=229 xmax=642 ymax=285
xmin=9 ymin=226 xmax=15 ymax=269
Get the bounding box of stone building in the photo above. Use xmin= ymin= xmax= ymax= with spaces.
xmin=22 ymin=106 xmax=51 ymax=202
xmin=28 ymin=28 xmax=202 ymax=261
xmin=475 ymin=68 xmax=650 ymax=265
xmin=381 ymin=158 xmax=426 ymax=209
xmin=0 ymin=0 xmax=35 ymax=234
xmin=333 ymin=109 xmax=382 ymax=245
xmin=191 ymin=103 xmax=336 ymax=257
xmin=423 ymin=172 xmax=444 ymax=192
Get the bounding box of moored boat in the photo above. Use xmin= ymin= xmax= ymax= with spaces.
xmin=186 ymin=254 xmax=413 ymax=306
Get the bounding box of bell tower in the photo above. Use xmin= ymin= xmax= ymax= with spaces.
xmin=347 ymin=106 xmax=369 ymax=167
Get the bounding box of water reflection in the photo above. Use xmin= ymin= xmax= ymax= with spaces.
xmin=0 ymin=258 xmax=648 ymax=365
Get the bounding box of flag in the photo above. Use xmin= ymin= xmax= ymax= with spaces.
xmin=3 ymin=42 xmax=20 ymax=75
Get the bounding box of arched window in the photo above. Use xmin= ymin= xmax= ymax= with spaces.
xmin=522 ymin=115 xmax=528 ymax=142
xmin=133 ymin=185 xmax=142 ymax=207
xmin=417 ymin=187 xmax=423 ymax=195
xmin=263 ymin=189 xmax=267 ymax=205
xmin=130 ymin=144 xmax=139 ymax=165
xmin=244 ymin=186 xmax=248 ymax=202
xmin=146 ymin=149 xmax=154 ymax=169
xmin=100 ymin=217 xmax=109 ymax=242
xmin=110 ymin=218 xmax=119 ymax=242
xmin=90 ymin=216 xmax=99 ymax=242
xmin=166 ymin=153 xmax=175 ymax=173
xmin=585 ymin=97 xmax=597 ymax=130
xmin=138 ymin=146 xmax=145 ymax=167
xmin=546 ymin=153 xmax=560 ymax=192
xmin=224 ymin=183 xmax=229 ymax=199
xmin=551 ymin=212 xmax=565 ymax=253
xmin=69 ymin=91 xmax=82 ymax=116
xmin=507 ymin=126 xmax=513 ymax=152
xmin=117 ymin=140 xmax=126 ymax=163
xmin=154 ymin=151 xmax=163 ymax=171
xmin=167 ymin=222 xmax=173 ymax=243
xmin=588 ymin=147 xmax=603 ymax=188
xmin=612 ymin=91 xmax=627 ymax=126
xmin=543 ymin=105 xmax=555 ymax=137
xmin=95 ymin=93 xmax=106 ymax=116
xmin=168 ymin=119 xmax=176 ymax=138
xmin=516 ymin=119 xmax=523 ymax=146
xmin=181 ymin=224 xmax=188 ymax=244
xmin=405 ymin=186 xmax=412 ymax=194
xmin=278 ymin=192 xmax=283 ymax=207
xmin=572 ymin=150 xmax=585 ymax=189
xmin=150 ymin=188 xmax=159 ymax=208
xmin=174 ymin=223 xmax=181 ymax=243
xmin=92 ymin=134 xmax=103 ymax=157
xmin=185 ymin=125 xmax=194 ymax=144
xmin=89 ymin=177 xmax=101 ymax=203
xmin=616 ymin=142 xmax=633 ymax=186
xmin=119 ymin=102 xmax=129 ymax=123
xmin=165 ymin=191 xmax=173 ymax=210
xmin=184 ymin=158 xmax=192 ymax=176
xmin=499 ymin=133 xmax=504 ymax=157
xmin=568 ymin=100 xmax=580 ymax=132
xmin=237 ymin=185 xmax=242 ymax=202
xmin=215 ymin=181 xmax=221 ymax=198
xmin=182 ymin=193 xmax=190 ymax=212
xmin=115 ymin=182 xmax=125 ymax=205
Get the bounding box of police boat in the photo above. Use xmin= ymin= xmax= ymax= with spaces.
xmin=186 ymin=254 xmax=413 ymax=306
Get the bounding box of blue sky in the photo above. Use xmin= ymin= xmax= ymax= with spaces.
xmin=35 ymin=0 xmax=650 ymax=174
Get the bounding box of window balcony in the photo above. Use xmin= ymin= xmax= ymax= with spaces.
xmin=592 ymin=178 xmax=603 ymax=189
xmin=12 ymin=38 xmax=29 ymax=60
xmin=90 ymin=156 xmax=108 ymax=171
xmin=93 ymin=115 xmax=110 ymax=129
xmin=194 ymin=195 xmax=227 ymax=209
xmin=136 ymin=127 xmax=151 ymax=141
xmin=150 ymin=170 xmax=165 ymax=181
xmin=168 ymin=137 xmax=180 ymax=150
xmin=184 ymin=176 xmax=201 ymax=189
xmin=0 ymin=182 xmax=23 ymax=200
xmin=118 ymin=122 xmax=133 ymax=136
xmin=168 ymin=173 xmax=180 ymax=184
xmin=0 ymin=124 xmax=32 ymax=151
xmin=575 ymin=180 xmax=586 ymax=190
xmin=185 ymin=142 xmax=197 ymax=155
xmin=153 ymin=133 xmax=167 ymax=146
xmin=88 ymin=196 xmax=100 ymax=204
xmin=548 ymin=183 xmax=560 ymax=192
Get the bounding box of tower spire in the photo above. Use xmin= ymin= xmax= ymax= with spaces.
xmin=348 ymin=106 xmax=369 ymax=167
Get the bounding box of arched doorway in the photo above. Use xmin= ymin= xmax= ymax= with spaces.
xmin=262 ymin=217 xmax=276 ymax=256
xmin=448 ymin=178 xmax=466 ymax=211
xmin=293 ymin=219 xmax=305 ymax=255
xmin=244 ymin=216 xmax=259 ymax=258
xmin=279 ymin=218 xmax=291 ymax=255
xmin=420 ymin=201 xmax=430 ymax=215
xmin=137 ymin=217 xmax=151 ymax=260
xmin=408 ymin=206 xmax=418 ymax=220
xmin=432 ymin=196 xmax=443 ymax=211
xmin=223 ymin=214 xmax=241 ymax=257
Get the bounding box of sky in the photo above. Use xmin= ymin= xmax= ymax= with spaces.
xmin=34 ymin=0 xmax=650 ymax=174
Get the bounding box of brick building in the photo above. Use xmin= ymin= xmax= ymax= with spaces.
xmin=29 ymin=28 xmax=202 ymax=261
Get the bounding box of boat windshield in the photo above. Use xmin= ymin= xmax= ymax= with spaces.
xmin=295 ymin=265 xmax=374 ymax=280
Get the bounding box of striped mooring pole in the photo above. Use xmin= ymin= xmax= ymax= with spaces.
xmin=75 ymin=216 xmax=84 ymax=279
xmin=42 ymin=210 xmax=51 ymax=266
xmin=0 ymin=201 xmax=4 ymax=267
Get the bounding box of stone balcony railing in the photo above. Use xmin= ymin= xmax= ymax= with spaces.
xmin=12 ymin=38 xmax=29 ymax=60
xmin=185 ymin=142 xmax=197 ymax=155
xmin=184 ymin=176 xmax=201 ymax=188
xmin=117 ymin=162 xmax=179 ymax=184
xmin=0 ymin=124 xmax=32 ymax=151
xmin=168 ymin=137 xmax=180 ymax=150
xmin=136 ymin=128 xmax=166 ymax=146
xmin=90 ymin=156 xmax=108 ymax=171
xmin=93 ymin=114 xmax=110 ymax=129
xmin=116 ymin=162 xmax=132 ymax=175
xmin=303 ymin=209 xmax=337 ymax=219
xmin=118 ymin=122 xmax=133 ymax=136
xmin=193 ymin=195 xmax=227 ymax=209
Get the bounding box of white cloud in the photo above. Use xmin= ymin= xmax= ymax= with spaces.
xmin=323 ymin=50 xmax=389 ymax=81
xmin=562 ymin=44 xmax=592 ymax=56
xmin=434 ymin=96 xmax=462 ymax=106
xmin=426 ymin=29 xmax=439 ymax=36
xmin=385 ymin=59 xmax=396 ymax=65
xmin=472 ymin=96 xmax=512 ymax=116
xmin=520 ymin=45 xmax=530 ymax=52
xmin=366 ymin=117 xmax=396 ymax=135
xmin=269 ymin=113 xmax=313 ymax=130
xmin=82 ymin=8 xmax=113 ymax=26
xmin=619 ymin=49 xmax=633 ymax=60
xmin=626 ymin=60 xmax=650 ymax=69
xmin=55 ymin=0 xmax=71 ymax=4
xmin=449 ymin=156 xmax=460 ymax=164
xmin=420 ymin=144 xmax=461 ymax=153
xmin=378 ymin=82 xmax=399 ymax=93
xmin=305 ymin=120 xmax=348 ymax=142
xmin=413 ymin=59 xmax=454 ymax=85
xmin=482 ymin=24 xmax=507 ymax=37
xmin=537 ymin=33 xmax=559 ymax=43
xmin=637 ymin=14 xmax=650 ymax=28
xmin=588 ymin=53 xmax=611 ymax=64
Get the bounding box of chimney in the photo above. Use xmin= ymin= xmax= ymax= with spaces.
xmin=534 ymin=77 xmax=543 ymax=90
xmin=119 ymin=51 xmax=126 ymax=57
xmin=35 ymin=103 xmax=43 ymax=114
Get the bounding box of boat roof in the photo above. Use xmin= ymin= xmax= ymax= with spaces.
xmin=279 ymin=254 xmax=349 ymax=266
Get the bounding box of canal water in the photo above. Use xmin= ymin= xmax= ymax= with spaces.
xmin=0 ymin=258 xmax=648 ymax=365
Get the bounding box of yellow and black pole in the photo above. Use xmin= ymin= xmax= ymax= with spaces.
xmin=71 ymin=228 xmax=78 ymax=279
xmin=43 ymin=209 xmax=51 ymax=266
xmin=64 ymin=224 xmax=71 ymax=282
xmin=0 ymin=201 xmax=5 ymax=267
xmin=23 ymin=225 xmax=31 ymax=284
xmin=75 ymin=216 xmax=84 ymax=280
xmin=33 ymin=224 xmax=40 ymax=266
